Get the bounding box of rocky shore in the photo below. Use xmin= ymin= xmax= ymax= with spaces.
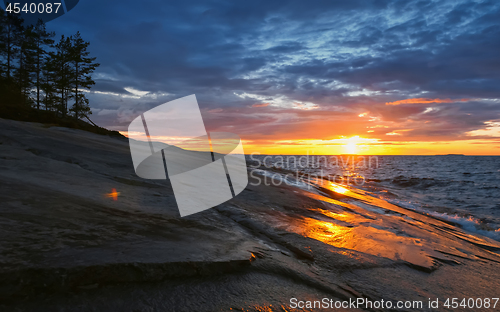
xmin=1 ymin=118 xmax=499 ymax=311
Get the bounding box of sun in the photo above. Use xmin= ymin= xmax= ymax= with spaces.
xmin=345 ymin=141 xmax=357 ymax=154
xmin=343 ymin=136 xmax=359 ymax=154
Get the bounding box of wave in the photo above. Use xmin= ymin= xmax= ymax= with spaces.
xmin=251 ymin=166 xmax=500 ymax=242
xmin=387 ymin=176 xmax=475 ymax=189
xmin=387 ymin=198 xmax=500 ymax=241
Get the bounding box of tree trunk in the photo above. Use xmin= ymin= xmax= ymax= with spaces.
xmin=75 ymin=62 xmax=79 ymax=119
xmin=7 ymin=24 xmax=11 ymax=80
xmin=36 ymin=40 xmax=41 ymax=110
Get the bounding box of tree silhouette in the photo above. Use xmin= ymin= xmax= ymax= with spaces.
xmin=15 ymin=25 xmax=37 ymax=105
xmin=1 ymin=8 xmax=100 ymax=123
xmin=0 ymin=10 xmax=23 ymax=80
xmin=69 ymin=31 xmax=99 ymax=119
xmin=33 ymin=20 xmax=55 ymax=110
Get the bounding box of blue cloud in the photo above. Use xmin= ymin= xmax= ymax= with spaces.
xmin=41 ymin=0 xmax=500 ymax=137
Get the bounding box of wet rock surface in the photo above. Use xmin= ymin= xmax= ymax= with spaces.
xmin=0 ymin=118 xmax=500 ymax=311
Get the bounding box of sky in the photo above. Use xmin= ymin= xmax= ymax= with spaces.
xmin=7 ymin=0 xmax=500 ymax=155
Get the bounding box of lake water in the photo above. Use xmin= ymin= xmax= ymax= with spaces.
xmin=247 ymin=155 xmax=500 ymax=241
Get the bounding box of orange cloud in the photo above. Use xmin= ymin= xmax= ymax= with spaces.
xmin=385 ymin=98 xmax=470 ymax=106
xmin=202 ymin=103 xmax=500 ymax=155
xmin=293 ymin=102 xmax=318 ymax=110
xmin=252 ymin=103 xmax=270 ymax=108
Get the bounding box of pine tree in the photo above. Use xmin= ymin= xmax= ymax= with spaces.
xmin=0 ymin=9 xmax=7 ymax=78
xmin=41 ymin=50 xmax=57 ymax=111
xmin=15 ymin=25 xmax=37 ymax=105
xmin=51 ymin=35 xmax=72 ymax=116
xmin=1 ymin=11 xmax=23 ymax=80
xmin=0 ymin=9 xmax=24 ymax=106
xmin=33 ymin=20 xmax=55 ymax=110
xmin=69 ymin=32 xmax=99 ymax=119
xmin=1 ymin=10 xmax=99 ymax=123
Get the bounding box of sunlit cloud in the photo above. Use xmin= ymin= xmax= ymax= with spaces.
xmin=386 ymin=129 xmax=413 ymax=136
xmin=235 ymin=92 xmax=318 ymax=110
xmin=466 ymin=121 xmax=500 ymax=137
xmin=293 ymin=102 xmax=319 ymax=110
xmin=124 ymin=87 xmax=150 ymax=97
xmin=252 ymin=103 xmax=270 ymax=108
xmin=386 ymin=98 xmax=471 ymax=106
xmin=91 ymin=90 xmax=141 ymax=99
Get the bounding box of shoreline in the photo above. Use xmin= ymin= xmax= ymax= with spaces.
xmin=1 ymin=118 xmax=500 ymax=311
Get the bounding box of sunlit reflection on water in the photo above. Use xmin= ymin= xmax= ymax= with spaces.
xmin=276 ymin=179 xmax=500 ymax=270
xmin=285 ymin=215 xmax=435 ymax=268
xmin=329 ymin=184 xmax=349 ymax=194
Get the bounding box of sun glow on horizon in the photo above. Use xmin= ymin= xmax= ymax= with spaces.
xmin=121 ymin=131 xmax=500 ymax=156
xmin=344 ymin=137 xmax=359 ymax=154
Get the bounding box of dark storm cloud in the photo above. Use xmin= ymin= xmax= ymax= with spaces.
xmin=92 ymin=80 xmax=132 ymax=95
xmin=44 ymin=0 xmax=500 ymax=139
